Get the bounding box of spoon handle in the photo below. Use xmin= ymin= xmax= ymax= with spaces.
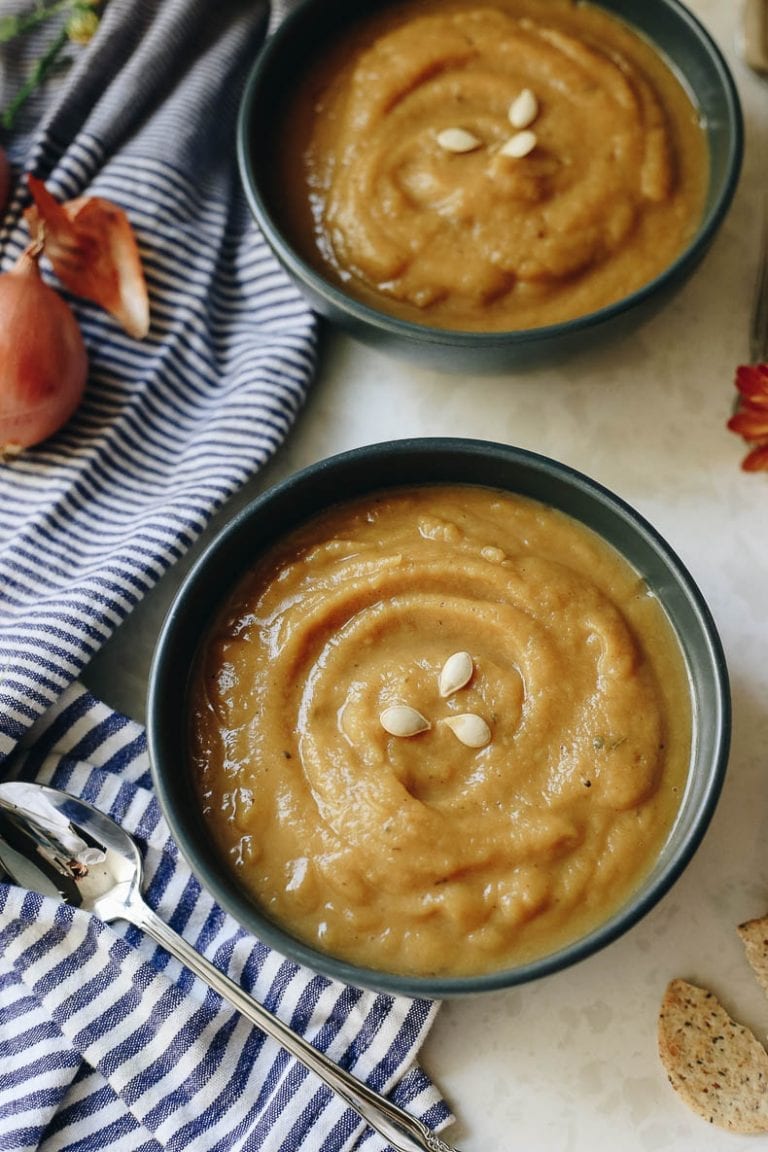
xmin=130 ymin=900 xmax=459 ymax=1152
xmin=751 ymin=192 xmax=768 ymax=363
xmin=739 ymin=0 xmax=768 ymax=74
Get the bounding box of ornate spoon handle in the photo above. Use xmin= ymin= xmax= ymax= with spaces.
xmin=750 ymin=193 xmax=768 ymax=363
xmin=129 ymin=897 xmax=461 ymax=1152
xmin=739 ymin=0 xmax=768 ymax=74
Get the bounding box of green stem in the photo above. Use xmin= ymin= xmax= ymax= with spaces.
xmin=1 ymin=25 xmax=69 ymax=130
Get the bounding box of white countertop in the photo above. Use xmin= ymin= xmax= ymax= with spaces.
xmin=84 ymin=3 xmax=768 ymax=1148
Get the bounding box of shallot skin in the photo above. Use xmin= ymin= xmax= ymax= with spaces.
xmin=0 ymin=242 xmax=88 ymax=455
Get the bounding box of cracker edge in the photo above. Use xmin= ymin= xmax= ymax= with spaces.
xmin=738 ymin=915 xmax=768 ymax=999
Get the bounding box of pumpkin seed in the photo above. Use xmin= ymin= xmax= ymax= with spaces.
xmin=508 ymin=88 xmax=538 ymax=129
xmin=442 ymin=713 xmax=492 ymax=748
xmin=380 ymin=705 xmax=431 ymax=737
xmin=436 ymin=127 xmax=482 ymax=153
xmin=499 ymin=130 xmax=537 ymax=159
xmin=438 ymin=651 xmax=474 ymax=697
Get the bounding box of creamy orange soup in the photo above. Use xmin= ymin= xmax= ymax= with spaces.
xmin=274 ymin=0 xmax=708 ymax=331
xmin=190 ymin=487 xmax=691 ymax=978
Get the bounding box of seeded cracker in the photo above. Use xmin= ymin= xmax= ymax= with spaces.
xmin=738 ymin=916 xmax=768 ymax=998
xmin=658 ymin=978 xmax=768 ymax=1133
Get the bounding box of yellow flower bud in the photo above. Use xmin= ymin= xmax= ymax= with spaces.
xmin=66 ymin=9 xmax=100 ymax=44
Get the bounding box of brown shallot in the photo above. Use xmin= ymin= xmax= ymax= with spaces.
xmin=0 ymin=238 xmax=88 ymax=455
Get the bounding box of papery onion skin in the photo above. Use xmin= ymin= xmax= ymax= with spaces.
xmin=0 ymin=241 xmax=88 ymax=456
xmin=26 ymin=176 xmax=150 ymax=339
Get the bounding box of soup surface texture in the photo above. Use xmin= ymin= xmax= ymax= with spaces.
xmin=190 ymin=486 xmax=691 ymax=978
xmin=275 ymin=0 xmax=708 ymax=331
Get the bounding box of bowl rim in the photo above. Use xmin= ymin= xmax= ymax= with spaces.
xmin=147 ymin=438 xmax=731 ymax=997
xmin=236 ymin=0 xmax=744 ymax=349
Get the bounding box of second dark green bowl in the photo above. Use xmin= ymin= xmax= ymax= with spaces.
xmin=237 ymin=0 xmax=743 ymax=372
xmin=148 ymin=439 xmax=730 ymax=997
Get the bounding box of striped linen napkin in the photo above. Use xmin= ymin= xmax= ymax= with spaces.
xmin=0 ymin=3 xmax=451 ymax=1149
xmin=0 ymin=684 xmax=448 ymax=1151
xmin=0 ymin=0 xmax=317 ymax=759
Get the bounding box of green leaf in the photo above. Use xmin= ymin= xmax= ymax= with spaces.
xmin=1 ymin=26 xmax=68 ymax=129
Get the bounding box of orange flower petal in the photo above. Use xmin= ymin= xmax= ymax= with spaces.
xmin=25 ymin=175 xmax=150 ymax=339
xmin=741 ymin=442 xmax=768 ymax=472
xmin=727 ymin=406 xmax=768 ymax=441
xmin=735 ymin=363 xmax=768 ymax=406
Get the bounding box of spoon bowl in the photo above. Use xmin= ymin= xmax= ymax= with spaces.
xmin=0 ymin=779 xmax=459 ymax=1152
xmin=0 ymin=781 xmax=141 ymax=917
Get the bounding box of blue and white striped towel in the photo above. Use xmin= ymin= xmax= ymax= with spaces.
xmin=0 ymin=2 xmax=450 ymax=1148
xmin=0 ymin=0 xmax=318 ymax=759
xmin=0 ymin=684 xmax=448 ymax=1151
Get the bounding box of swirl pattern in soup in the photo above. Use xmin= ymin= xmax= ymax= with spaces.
xmin=190 ymin=487 xmax=691 ymax=978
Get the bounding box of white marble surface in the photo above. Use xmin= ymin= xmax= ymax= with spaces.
xmin=84 ymin=3 xmax=768 ymax=1148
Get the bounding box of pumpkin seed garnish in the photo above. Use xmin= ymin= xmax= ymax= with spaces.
xmin=380 ymin=705 xmax=431 ymax=737
xmin=436 ymin=127 xmax=482 ymax=153
xmin=508 ymin=88 xmax=538 ymax=130
xmin=441 ymin=713 xmax=492 ymax=748
xmin=499 ymin=129 xmax=537 ymax=159
xmin=438 ymin=651 xmax=474 ymax=697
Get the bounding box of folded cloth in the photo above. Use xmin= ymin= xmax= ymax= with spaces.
xmin=0 ymin=683 xmax=450 ymax=1152
xmin=0 ymin=3 xmax=450 ymax=1149
xmin=0 ymin=0 xmax=317 ymax=759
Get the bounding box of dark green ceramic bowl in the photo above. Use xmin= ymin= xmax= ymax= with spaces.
xmin=148 ymin=439 xmax=730 ymax=997
xmin=237 ymin=0 xmax=743 ymax=372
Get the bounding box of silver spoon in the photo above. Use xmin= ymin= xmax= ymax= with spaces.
xmin=738 ymin=0 xmax=768 ymax=75
xmin=0 ymin=780 xmax=460 ymax=1152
